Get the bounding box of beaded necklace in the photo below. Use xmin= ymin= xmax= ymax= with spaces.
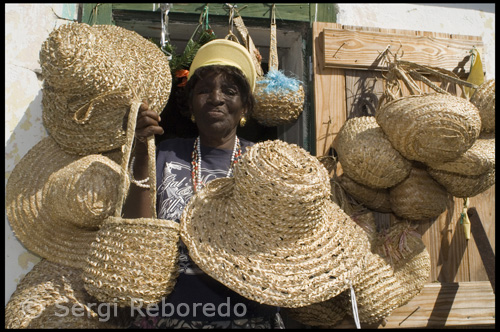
xmin=191 ymin=136 xmax=242 ymax=193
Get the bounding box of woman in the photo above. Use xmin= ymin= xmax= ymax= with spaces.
xmin=124 ymin=40 xmax=283 ymax=329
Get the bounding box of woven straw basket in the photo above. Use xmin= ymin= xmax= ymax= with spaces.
xmin=251 ymin=13 xmax=305 ymax=127
xmin=426 ymin=133 xmax=495 ymax=176
xmin=335 ymin=116 xmax=412 ymax=189
xmin=5 ymin=259 xmax=130 ymax=329
xmin=40 ymin=23 xmax=172 ymax=155
xmin=427 ymin=166 xmax=495 ymax=198
xmin=375 ymin=93 xmax=481 ymax=165
xmin=389 ymin=166 xmax=449 ymax=221
xmin=83 ymin=101 xmax=180 ymax=308
xmin=470 ymin=79 xmax=495 ymax=133
xmin=284 ymin=292 xmax=347 ymax=328
xmin=338 ymin=173 xmax=392 ymax=213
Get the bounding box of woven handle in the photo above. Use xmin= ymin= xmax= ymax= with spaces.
xmin=114 ymin=100 xmax=157 ymax=218
xmin=233 ymin=15 xmax=264 ymax=77
xmin=269 ymin=5 xmax=278 ymax=71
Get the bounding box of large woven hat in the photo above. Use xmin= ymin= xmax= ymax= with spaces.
xmin=181 ymin=139 xmax=371 ymax=308
xmin=470 ymin=79 xmax=495 ymax=133
xmin=426 ymin=133 xmax=495 ymax=176
xmin=376 ymin=93 xmax=481 ymax=165
xmin=5 ymin=259 xmax=130 ymax=329
xmin=427 ymin=166 xmax=495 ymax=198
xmin=389 ymin=166 xmax=449 ymax=221
xmin=335 ymin=116 xmax=412 ymax=189
xmin=40 ymin=23 xmax=172 ymax=155
xmin=6 ymin=136 xmax=125 ymax=269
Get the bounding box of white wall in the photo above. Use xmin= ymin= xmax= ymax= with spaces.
xmin=5 ymin=3 xmax=78 ymax=305
xmin=335 ymin=3 xmax=495 ymax=80
xmin=4 ymin=3 xmax=496 ymax=306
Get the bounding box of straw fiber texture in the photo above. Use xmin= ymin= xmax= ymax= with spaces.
xmin=426 ymin=133 xmax=495 ymax=176
xmin=40 ymin=23 xmax=172 ymax=155
xmin=83 ymin=218 xmax=180 ymax=308
xmin=374 ymin=222 xmax=430 ymax=307
xmin=335 ymin=116 xmax=412 ymax=189
xmin=389 ymin=166 xmax=449 ymax=221
xmin=181 ymin=140 xmax=371 ymax=308
xmin=5 ymin=136 xmax=123 ymax=269
xmin=375 ymin=93 xmax=481 ymax=165
xmin=284 ymin=292 xmax=347 ymax=328
xmin=427 ymin=166 xmax=495 ymax=198
xmin=470 ymin=79 xmax=495 ymax=133
xmin=338 ymin=173 xmax=392 ymax=213
xmin=252 ymin=83 xmax=305 ymax=127
xmin=5 ymin=259 xmax=130 ymax=329
xmin=42 ymin=154 xmax=128 ymax=229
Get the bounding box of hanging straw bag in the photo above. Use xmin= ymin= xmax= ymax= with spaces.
xmin=252 ymin=5 xmax=305 ymax=127
xmin=470 ymin=78 xmax=495 ymax=133
xmin=83 ymin=101 xmax=180 ymax=308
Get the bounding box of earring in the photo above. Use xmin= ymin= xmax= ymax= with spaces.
xmin=239 ymin=117 xmax=247 ymax=127
xmin=191 ymin=115 xmax=196 ymax=123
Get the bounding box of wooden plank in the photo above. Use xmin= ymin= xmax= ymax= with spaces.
xmin=345 ymin=70 xmax=384 ymax=119
xmin=313 ymin=22 xmax=346 ymax=156
xmin=335 ymin=282 xmax=495 ymax=328
xmin=322 ymin=27 xmax=484 ymax=74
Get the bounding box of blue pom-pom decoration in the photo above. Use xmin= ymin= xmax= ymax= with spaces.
xmin=256 ymin=69 xmax=302 ymax=94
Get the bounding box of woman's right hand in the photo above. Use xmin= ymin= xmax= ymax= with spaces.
xmin=135 ymin=100 xmax=164 ymax=142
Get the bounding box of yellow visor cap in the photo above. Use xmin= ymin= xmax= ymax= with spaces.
xmin=188 ymin=39 xmax=256 ymax=92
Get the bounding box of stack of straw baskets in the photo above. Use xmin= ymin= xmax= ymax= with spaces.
xmin=6 ymin=23 xmax=176 ymax=328
xmin=334 ymin=78 xmax=495 ymax=221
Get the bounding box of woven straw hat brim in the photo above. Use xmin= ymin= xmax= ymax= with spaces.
xmin=389 ymin=166 xmax=449 ymax=221
xmin=284 ymin=291 xmax=348 ymax=327
xmin=338 ymin=173 xmax=392 ymax=213
xmin=5 ymin=259 xmax=130 ymax=329
xmin=181 ymin=176 xmax=371 ymax=308
xmin=40 ymin=23 xmax=172 ymax=155
xmin=252 ymin=84 xmax=305 ymax=127
xmin=83 ymin=217 xmax=180 ymax=308
xmin=427 ymin=166 xmax=495 ymax=198
xmin=375 ymin=93 xmax=481 ymax=165
xmin=335 ymin=116 xmax=412 ymax=189
xmin=6 ymin=137 xmax=122 ymax=268
xmin=426 ymin=134 xmax=495 ymax=176
xmin=471 ymin=79 xmax=495 ymax=133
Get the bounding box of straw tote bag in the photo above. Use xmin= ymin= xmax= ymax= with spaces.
xmin=252 ymin=6 xmax=305 ymax=127
xmin=83 ymin=101 xmax=180 ymax=308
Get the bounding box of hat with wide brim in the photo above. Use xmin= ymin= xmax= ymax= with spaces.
xmin=5 ymin=259 xmax=131 ymax=329
xmin=187 ymin=39 xmax=256 ymax=91
xmin=180 ymin=140 xmax=371 ymax=308
xmin=6 ymin=136 xmax=125 ymax=269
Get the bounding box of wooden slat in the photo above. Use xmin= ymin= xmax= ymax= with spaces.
xmin=322 ymin=27 xmax=484 ymax=74
xmin=335 ymin=282 xmax=495 ymax=328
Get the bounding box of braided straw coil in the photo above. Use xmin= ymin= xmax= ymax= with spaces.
xmin=335 ymin=116 xmax=412 ymax=189
xmin=376 ymin=93 xmax=481 ymax=165
xmin=181 ymin=139 xmax=371 ymax=308
xmin=6 ymin=136 xmax=124 ymax=269
xmin=338 ymin=173 xmax=392 ymax=213
xmin=427 ymin=166 xmax=495 ymax=198
xmin=470 ymin=79 xmax=495 ymax=133
xmin=426 ymin=133 xmax=495 ymax=176
xmin=40 ymin=23 xmax=172 ymax=155
xmin=5 ymin=259 xmax=130 ymax=329
xmin=389 ymin=166 xmax=449 ymax=221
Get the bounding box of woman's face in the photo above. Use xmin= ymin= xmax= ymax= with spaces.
xmin=190 ymin=71 xmax=246 ymax=139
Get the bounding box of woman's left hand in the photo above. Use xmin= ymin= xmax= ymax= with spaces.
xmin=135 ymin=100 xmax=164 ymax=141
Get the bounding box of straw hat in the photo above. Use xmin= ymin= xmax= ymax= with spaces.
xmin=40 ymin=23 xmax=172 ymax=155
xmin=187 ymin=39 xmax=256 ymax=91
xmin=426 ymin=133 xmax=495 ymax=176
xmin=470 ymin=79 xmax=495 ymax=133
xmin=335 ymin=116 xmax=412 ymax=189
xmin=376 ymin=93 xmax=481 ymax=165
xmin=389 ymin=166 xmax=449 ymax=221
xmin=5 ymin=259 xmax=131 ymax=329
xmin=427 ymin=166 xmax=495 ymax=198
xmin=180 ymin=139 xmax=371 ymax=308
xmin=338 ymin=173 xmax=392 ymax=213
xmin=6 ymin=136 xmax=125 ymax=269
